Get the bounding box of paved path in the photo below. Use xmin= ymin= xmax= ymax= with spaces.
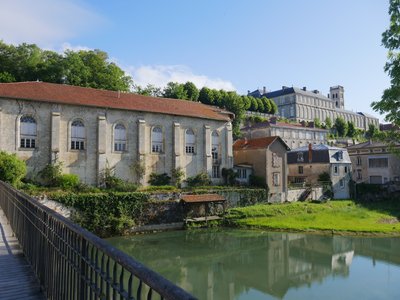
xmin=0 ymin=208 xmax=44 ymax=300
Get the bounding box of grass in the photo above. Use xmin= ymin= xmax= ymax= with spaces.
xmin=226 ymin=200 xmax=400 ymax=235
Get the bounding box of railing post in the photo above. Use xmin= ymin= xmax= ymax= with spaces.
xmin=79 ymin=238 xmax=87 ymax=300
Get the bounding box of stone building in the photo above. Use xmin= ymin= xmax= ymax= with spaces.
xmin=241 ymin=118 xmax=328 ymax=149
xmin=0 ymin=82 xmax=234 ymax=185
xmin=233 ymin=136 xmax=290 ymax=202
xmin=248 ymin=85 xmax=379 ymax=130
xmin=287 ymin=144 xmax=352 ymax=199
xmin=347 ymin=141 xmax=400 ymax=184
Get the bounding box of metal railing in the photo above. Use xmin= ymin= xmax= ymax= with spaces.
xmin=0 ymin=181 xmax=196 ymax=300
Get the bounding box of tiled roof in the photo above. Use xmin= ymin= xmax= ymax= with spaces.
xmin=0 ymin=82 xmax=233 ymax=122
xmin=233 ymin=136 xmax=289 ymax=150
xmin=181 ymin=194 xmax=226 ymax=203
xmin=288 ymin=144 xmax=344 ymax=153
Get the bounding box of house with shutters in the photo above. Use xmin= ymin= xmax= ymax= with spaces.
xmin=0 ymin=81 xmax=234 ymax=185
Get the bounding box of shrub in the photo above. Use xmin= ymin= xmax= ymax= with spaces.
xmin=58 ymin=174 xmax=80 ymax=189
xmin=318 ymin=172 xmax=331 ymax=183
xmin=50 ymin=192 xmax=149 ymax=237
xmin=171 ymin=168 xmax=184 ymax=188
xmin=186 ymin=172 xmax=211 ymax=187
xmin=0 ymin=151 xmax=26 ymax=186
xmin=38 ymin=162 xmax=63 ymax=186
xmin=249 ymin=174 xmax=266 ymax=188
xmin=149 ymin=173 xmax=171 ymax=186
xmin=221 ymin=168 xmax=238 ymax=185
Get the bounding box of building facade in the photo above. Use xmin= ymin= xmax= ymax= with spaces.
xmin=233 ymin=136 xmax=290 ymax=202
xmin=248 ymin=85 xmax=379 ymax=130
xmin=0 ymin=82 xmax=234 ymax=185
xmin=241 ymin=118 xmax=328 ymax=149
xmin=287 ymin=144 xmax=352 ymax=199
xmin=347 ymin=141 xmax=400 ymax=184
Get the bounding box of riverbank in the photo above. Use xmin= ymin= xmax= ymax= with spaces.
xmin=225 ymin=200 xmax=400 ymax=236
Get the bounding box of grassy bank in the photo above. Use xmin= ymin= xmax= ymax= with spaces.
xmin=226 ymin=200 xmax=400 ymax=235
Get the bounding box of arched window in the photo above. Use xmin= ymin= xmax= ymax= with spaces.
xmin=151 ymin=126 xmax=163 ymax=153
xmin=185 ymin=129 xmax=195 ymax=154
xmin=114 ymin=123 xmax=127 ymax=151
xmin=20 ymin=115 xmax=37 ymax=148
xmin=71 ymin=120 xmax=85 ymax=150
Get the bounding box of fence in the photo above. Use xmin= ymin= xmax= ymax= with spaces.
xmin=0 ymin=181 xmax=196 ymax=300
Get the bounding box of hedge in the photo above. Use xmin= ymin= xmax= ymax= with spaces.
xmin=49 ymin=192 xmax=149 ymax=237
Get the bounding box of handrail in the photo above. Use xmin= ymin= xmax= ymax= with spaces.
xmin=0 ymin=181 xmax=196 ymax=300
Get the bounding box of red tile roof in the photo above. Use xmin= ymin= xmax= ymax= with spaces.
xmin=233 ymin=136 xmax=289 ymax=151
xmin=0 ymin=82 xmax=233 ymax=122
xmin=181 ymin=194 xmax=226 ymax=203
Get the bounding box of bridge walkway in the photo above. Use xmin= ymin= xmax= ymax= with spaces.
xmin=0 ymin=208 xmax=44 ymax=300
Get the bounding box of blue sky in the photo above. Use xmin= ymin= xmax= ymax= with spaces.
xmin=0 ymin=0 xmax=391 ymax=121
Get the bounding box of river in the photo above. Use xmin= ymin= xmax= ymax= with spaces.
xmin=108 ymin=229 xmax=400 ymax=300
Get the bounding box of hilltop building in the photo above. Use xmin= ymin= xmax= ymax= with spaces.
xmin=248 ymin=85 xmax=379 ymax=130
xmin=241 ymin=117 xmax=329 ymax=149
xmin=287 ymin=144 xmax=352 ymax=199
xmin=0 ymin=82 xmax=234 ymax=185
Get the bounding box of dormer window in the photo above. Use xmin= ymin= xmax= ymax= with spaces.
xmin=297 ymin=152 xmax=304 ymax=162
xmin=337 ymin=151 xmax=343 ymax=161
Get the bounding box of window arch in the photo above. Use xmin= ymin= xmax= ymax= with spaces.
xmin=20 ymin=115 xmax=37 ymax=148
xmin=211 ymin=131 xmax=219 ymax=161
xmin=71 ymin=119 xmax=85 ymax=150
xmin=185 ymin=129 xmax=195 ymax=154
xmin=114 ymin=123 xmax=127 ymax=151
xmin=151 ymin=126 xmax=163 ymax=153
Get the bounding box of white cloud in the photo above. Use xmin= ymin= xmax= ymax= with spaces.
xmin=60 ymin=43 xmax=93 ymax=53
xmin=0 ymin=0 xmax=104 ymax=46
xmin=127 ymin=65 xmax=236 ymax=91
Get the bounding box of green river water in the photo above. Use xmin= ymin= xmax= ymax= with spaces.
xmin=108 ymin=229 xmax=400 ymax=300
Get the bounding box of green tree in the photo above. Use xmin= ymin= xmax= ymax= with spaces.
xmin=268 ymin=99 xmax=278 ymax=114
xmin=261 ymin=97 xmax=271 ymax=113
xmin=133 ymin=84 xmax=162 ymax=97
xmin=198 ymin=87 xmax=214 ymax=105
xmin=314 ymin=118 xmax=321 ymax=128
xmin=372 ymin=0 xmax=400 ymax=127
xmin=347 ymin=121 xmax=356 ymax=138
xmin=366 ymin=123 xmax=379 ymax=139
xmin=0 ymin=41 xmax=133 ymax=91
xmin=183 ymin=81 xmax=199 ymax=101
xmin=325 ymin=117 xmax=332 ymax=129
xmin=163 ymin=82 xmax=187 ymax=99
xmin=249 ymin=97 xmax=259 ymax=111
xmin=335 ymin=117 xmax=348 ymax=137
xmin=256 ymin=98 xmax=265 ymax=113
xmin=0 ymin=151 xmax=26 ymax=186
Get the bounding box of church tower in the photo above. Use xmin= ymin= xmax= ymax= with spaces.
xmin=329 ymin=86 xmax=344 ymax=109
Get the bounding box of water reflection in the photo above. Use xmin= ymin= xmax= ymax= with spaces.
xmin=108 ymin=230 xmax=400 ymax=300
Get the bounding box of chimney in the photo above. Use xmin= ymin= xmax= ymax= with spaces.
xmin=244 ymin=137 xmax=248 ymax=145
xmin=117 ymin=90 xmax=121 ymax=98
xmin=302 ymin=86 xmax=307 ymax=91
xmin=247 ymin=90 xmax=251 ymax=95
xmin=308 ymin=143 xmax=313 ymax=163
xmin=263 ymin=86 xmax=266 ymax=94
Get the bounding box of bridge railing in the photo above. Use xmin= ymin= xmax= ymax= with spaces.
xmin=0 ymin=181 xmax=196 ymax=300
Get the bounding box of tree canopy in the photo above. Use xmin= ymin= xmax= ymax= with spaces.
xmin=0 ymin=41 xmax=132 ymax=91
xmin=334 ymin=117 xmax=348 ymax=137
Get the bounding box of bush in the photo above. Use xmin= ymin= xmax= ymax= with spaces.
xmin=221 ymin=168 xmax=238 ymax=185
xmin=186 ymin=172 xmax=211 ymax=187
xmin=50 ymin=192 xmax=149 ymax=237
xmin=149 ymin=173 xmax=171 ymax=186
xmin=0 ymin=151 xmax=26 ymax=186
xmin=38 ymin=162 xmax=63 ymax=186
xmin=58 ymin=174 xmax=80 ymax=189
xmin=249 ymin=175 xmax=266 ymax=188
